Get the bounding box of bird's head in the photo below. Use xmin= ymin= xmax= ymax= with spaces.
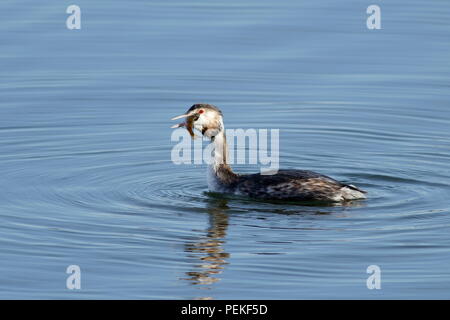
xmin=171 ymin=104 xmax=224 ymax=139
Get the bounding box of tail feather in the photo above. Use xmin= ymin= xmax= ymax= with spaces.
xmin=340 ymin=184 xmax=367 ymax=200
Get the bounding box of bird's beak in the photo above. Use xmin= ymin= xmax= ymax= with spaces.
xmin=171 ymin=114 xmax=188 ymax=120
xmin=170 ymin=110 xmax=199 ymax=139
xmin=170 ymin=110 xmax=196 ymax=128
xmin=171 ymin=110 xmax=195 ymax=121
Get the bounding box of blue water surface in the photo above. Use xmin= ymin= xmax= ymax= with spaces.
xmin=0 ymin=0 xmax=449 ymax=299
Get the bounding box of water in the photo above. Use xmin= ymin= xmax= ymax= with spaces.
xmin=1 ymin=0 xmax=450 ymax=299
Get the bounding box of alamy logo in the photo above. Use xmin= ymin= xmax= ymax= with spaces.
xmin=66 ymin=265 xmax=81 ymax=290
xmin=66 ymin=5 xmax=81 ymax=30
xmin=366 ymin=5 xmax=381 ymax=30
xmin=171 ymin=128 xmax=280 ymax=175
xmin=366 ymin=265 xmax=381 ymax=289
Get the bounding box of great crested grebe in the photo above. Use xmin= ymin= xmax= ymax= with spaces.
xmin=171 ymin=104 xmax=367 ymax=202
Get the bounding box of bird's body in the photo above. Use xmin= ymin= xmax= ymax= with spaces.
xmin=207 ymin=165 xmax=366 ymax=202
xmin=172 ymin=104 xmax=367 ymax=203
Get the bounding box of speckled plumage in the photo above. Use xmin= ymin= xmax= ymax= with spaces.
xmin=234 ymin=170 xmax=366 ymax=202
xmin=206 ymin=167 xmax=366 ymax=202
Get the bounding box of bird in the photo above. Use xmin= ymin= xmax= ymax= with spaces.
xmin=171 ymin=104 xmax=367 ymax=203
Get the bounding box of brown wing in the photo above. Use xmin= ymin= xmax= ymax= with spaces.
xmin=236 ymin=170 xmax=347 ymax=201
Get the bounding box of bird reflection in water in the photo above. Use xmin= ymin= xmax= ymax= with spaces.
xmin=180 ymin=196 xmax=366 ymax=295
xmin=182 ymin=198 xmax=230 ymax=287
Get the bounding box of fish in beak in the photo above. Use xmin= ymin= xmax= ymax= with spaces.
xmin=170 ymin=111 xmax=198 ymax=139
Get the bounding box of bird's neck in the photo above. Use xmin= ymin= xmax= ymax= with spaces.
xmin=209 ymin=130 xmax=239 ymax=186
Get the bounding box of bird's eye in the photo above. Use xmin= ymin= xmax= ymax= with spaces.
xmin=198 ymin=109 xmax=204 ymax=114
